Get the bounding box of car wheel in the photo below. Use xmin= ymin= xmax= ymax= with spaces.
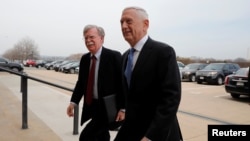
xmin=11 ymin=68 xmax=19 ymax=72
xmin=190 ymin=75 xmax=196 ymax=82
xmin=231 ymin=93 xmax=240 ymax=98
xmin=70 ymin=69 xmax=75 ymax=74
xmin=216 ymin=76 xmax=223 ymax=85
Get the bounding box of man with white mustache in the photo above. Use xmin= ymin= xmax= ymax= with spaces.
xmin=67 ymin=24 xmax=125 ymax=141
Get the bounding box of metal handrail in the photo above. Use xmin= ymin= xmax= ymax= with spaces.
xmin=0 ymin=66 xmax=79 ymax=135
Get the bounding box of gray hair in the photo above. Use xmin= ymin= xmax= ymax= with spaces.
xmin=123 ymin=6 xmax=148 ymax=19
xmin=83 ymin=24 xmax=105 ymax=37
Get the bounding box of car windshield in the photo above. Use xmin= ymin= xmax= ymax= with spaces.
xmin=204 ymin=63 xmax=224 ymax=70
xmin=1 ymin=57 xmax=10 ymax=62
xmin=235 ymin=68 xmax=249 ymax=76
xmin=184 ymin=64 xmax=200 ymax=69
xmin=72 ymin=62 xmax=79 ymax=66
xmin=177 ymin=61 xmax=184 ymax=68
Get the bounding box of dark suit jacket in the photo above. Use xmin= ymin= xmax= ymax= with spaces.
xmin=115 ymin=37 xmax=182 ymax=141
xmin=70 ymin=47 xmax=124 ymax=125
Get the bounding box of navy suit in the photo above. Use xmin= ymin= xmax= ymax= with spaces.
xmin=71 ymin=47 xmax=124 ymax=141
xmin=115 ymin=37 xmax=183 ymax=141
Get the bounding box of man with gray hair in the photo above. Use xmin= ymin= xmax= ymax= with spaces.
xmin=67 ymin=24 xmax=125 ymax=141
xmin=114 ymin=6 xmax=183 ymax=141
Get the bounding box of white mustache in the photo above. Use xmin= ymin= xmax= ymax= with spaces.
xmin=86 ymin=42 xmax=94 ymax=46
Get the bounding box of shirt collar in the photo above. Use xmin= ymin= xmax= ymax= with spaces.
xmin=91 ymin=46 xmax=102 ymax=60
xmin=133 ymin=34 xmax=148 ymax=52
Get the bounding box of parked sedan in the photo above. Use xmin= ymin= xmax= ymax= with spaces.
xmin=61 ymin=61 xmax=79 ymax=74
xmin=177 ymin=61 xmax=185 ymax=69
xmin=75 ymin=66 xmax=79 ymax=74
xmin=177 ymin=61 xmax=185 ymax=79
xmin=35 ymin=60 xmax=52 ymax=68
xmin=182 ymin=63 xmax=208 ymax=82
xmin=44 ymin=60 xmax=63 ymax=70
xmin=24 ymin=59 xmax=36 ymax=67
xmin=224 ymin=67 xmax=250 ymax=98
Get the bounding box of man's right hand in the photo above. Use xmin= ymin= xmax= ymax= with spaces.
xmin=116 ymin=110 xmax=125 ymax=122
xmin=66 ymin=103 xmax=75 ymax=117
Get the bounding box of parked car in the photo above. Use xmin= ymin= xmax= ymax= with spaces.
xmin=35 ymin=60 xmax=53 ymax=68
xmin=224 ymin=67 xmax=250 ymax=98
xmin=177 ymin=61 xmax=185 ymax=79
xmin=75 ymin=66 xmax=79 ymax=74
xmin=177 ymin=61 xmax=185 ymax=69
xmin=196 ymin=63 xmax=240 ymax=85
xmin=44 ymin=60 xmax=63 ymax=70
xmin=62 ymin=61 xmax=80 ymax=74
xmin=182 ymin=63 xmax=208 ymax=82
xmin=58 ymin=61 xmax=78 ymax=72
xmin=0 ymin=57 xmax=24 ymax=72
xmin=54 ymin=60 xmax=74 ymax=72
xmin=24 ymin=59 xmax=36 ymax=67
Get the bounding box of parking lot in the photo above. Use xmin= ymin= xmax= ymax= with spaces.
xmin=1 ymin=67 xmax=250 ymax=141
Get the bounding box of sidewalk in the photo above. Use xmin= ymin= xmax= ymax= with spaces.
xmin=0 ymin=72 xmax=217 ymax=141
xmin=0 ymin=75 xmax=62 ymax=141
xmin=0 ymin=73 xmax=117 ymax=141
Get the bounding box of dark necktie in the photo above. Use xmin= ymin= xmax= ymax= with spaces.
xmin=125 ymin=48 xmax=135 ymax=87
xmin=85 ymin=55 xmax=96 ymax=105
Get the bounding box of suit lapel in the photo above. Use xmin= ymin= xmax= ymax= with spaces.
xmin=97 ymin=47 xmax=109 ymax=97
xmin=122 ymin=50 xmax=130 ymax=72
xmin=82 ymin=53 xmax=91 ymax=80
xmin=98 ymin=47 xmax=107 ymax=76
xmin=132 ymin=38 xmax=153 ymax=77
xmin=122 ymin=38 xmax=153 ymax=88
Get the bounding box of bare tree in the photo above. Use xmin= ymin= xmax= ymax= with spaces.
xmin=234 ymin=57 xmax=247 ymax=62
xmin=3 ymin=37 xmax=40 ymax=61
xmin=66 ymin=53 xmax=83 ymax=60
xmin=2 ymin=48 xmax=16 ymax=61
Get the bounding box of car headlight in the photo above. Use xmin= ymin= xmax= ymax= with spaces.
xmin=208 ymin=71 xmax=217 ymax=76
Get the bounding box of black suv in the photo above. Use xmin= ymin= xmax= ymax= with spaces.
xmin=195 ymin=63 xmax=240 ymax=85
xmin=0 ymin=57 xmax=24 ymax=72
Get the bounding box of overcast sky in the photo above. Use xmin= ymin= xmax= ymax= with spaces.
xmin=1 ymin=0 xmax=250 ymax=60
